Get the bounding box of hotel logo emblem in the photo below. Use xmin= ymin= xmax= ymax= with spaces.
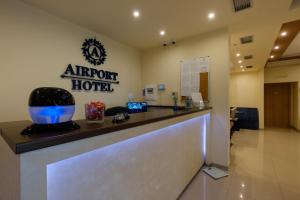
xmin=81 ymin=38 xmax=107 ymax=66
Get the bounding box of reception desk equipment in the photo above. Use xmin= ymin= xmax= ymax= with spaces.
xmin=0 ymin=107 xmax=211 ymax=200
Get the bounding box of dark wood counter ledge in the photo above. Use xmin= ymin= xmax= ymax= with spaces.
xmin=0 ymin=106 xmax=211 ymax=154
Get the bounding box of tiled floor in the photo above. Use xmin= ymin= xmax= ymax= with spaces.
xmin=180 ymin=128 xmax=300 ymax=200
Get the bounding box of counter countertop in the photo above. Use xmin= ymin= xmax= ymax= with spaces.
xmin=0 ymin=106 xmax=211 ymax=154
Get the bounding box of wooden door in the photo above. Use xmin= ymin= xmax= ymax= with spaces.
xmin=264 ymin=83 xmax=290 ymax=127
xmin=200 ymin=72 xmax=209 ymax=101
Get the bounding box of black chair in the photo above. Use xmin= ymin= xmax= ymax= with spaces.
xmin=235 ymin=107 xmax=259 ymax=130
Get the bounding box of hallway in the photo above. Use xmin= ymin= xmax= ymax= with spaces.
xmin=180 ymin=128 xmax=300 ymax=200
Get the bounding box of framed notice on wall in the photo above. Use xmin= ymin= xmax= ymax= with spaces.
xmin=180 ymin=57 xmax=209 ymax=101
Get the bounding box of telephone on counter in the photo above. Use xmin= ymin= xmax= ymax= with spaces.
xmin=105 ymin=106 xmax=130 ymax=123
xmin=112 ymin=112 xmax=130 ymax=123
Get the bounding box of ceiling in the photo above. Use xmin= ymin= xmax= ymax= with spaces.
xmin=283 ymin=32 xmax=300 ymax=57
xmin=266 ymin=20 xmax=300 ymax=67
xmin=20 ymin=0 xmax=300 ymax=72
xmin=229 ymin=1 xmax=300 ymax=72
xmin=20 ymin=0 xmax=233 ymax=49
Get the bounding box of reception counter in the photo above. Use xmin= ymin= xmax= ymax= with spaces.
xmin=0 ymin=107 xmax=211 ymax=200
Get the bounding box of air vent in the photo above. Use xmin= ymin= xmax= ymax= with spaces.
xmin=246 ymin=65 xmax=253 ymax=69
xmin=290 ymin=0 xmax=300 ymax=9
xmin=240 ymin=35 xmax=253 ymax=44
xmin=233 ymin=0 xmax=252 ymax=12
xmin=244 ymin=55 xmax=253 ymax=60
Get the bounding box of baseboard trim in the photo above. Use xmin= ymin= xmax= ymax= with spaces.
xmin=291 ymin=127 xmax=300 ymax=132
xmin=176 ymin=164 xmax=205 ymax=200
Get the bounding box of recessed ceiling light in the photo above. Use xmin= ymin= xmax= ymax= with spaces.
xmin=280 ymin=31 xmax=287 ymax=37
xmin=274 ymin=45 xmax=280 ymax=50
xmin=160 ymin=30 xmax=166 ymax=36
xmin=238 ymin=60 xmax=242 ymax=64
xmin=270 ymin=55 xmax=274 ymax=59
xmin=236 ymin=53 xmax=241 ymax=57
xmin=208 ymin=12 xmax=215 ymax=20
xmin=240 ymin=65 xmax=244 ymax=68
xmin=133 ymin=10 xmax=140 ymax=18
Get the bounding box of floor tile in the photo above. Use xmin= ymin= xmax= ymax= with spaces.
xmin=180 ymin=128 xmax=300 ymax=200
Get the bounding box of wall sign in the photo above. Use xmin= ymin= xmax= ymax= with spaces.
xmin=61 ymin=38 xmax=119 ymax=93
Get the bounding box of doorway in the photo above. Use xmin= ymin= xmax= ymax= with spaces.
xmin=264 ymin=83 xmax=291 ymax=128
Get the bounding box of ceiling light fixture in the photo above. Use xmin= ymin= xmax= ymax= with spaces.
xmin=240 ymin=65 xmax=244 ymax=68
xmin=280 ymin=31 xmax=287 ymax=37
xmin=274 ymin=45 xmax=280 ymax=50
xmin=160 ymin=30 xmax=166 ymax=36
xmin=236 ymin=53 xmax=241 ymax=57
xmin=270 ymin=55 xmax=274 ymax=59
xmin=238 ymin=60 xmax=242 ymax=64
xmin=133 ymin=10 xmax=140 ymax=18
xmin=208 ymin=12 xmax=215 ymax=20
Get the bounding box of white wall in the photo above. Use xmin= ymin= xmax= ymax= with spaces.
xmin=0 ymin=0 xmax=142 ymax=122
xmin=0 ymin=0 xmax=230 ymax=167
xmin=265 ymin=64 xmax=300 ymax=129
xmin=230 ymin=70 xmax=264 ymax=128
xmin=141 ymin=29 xmax=230 ymax=167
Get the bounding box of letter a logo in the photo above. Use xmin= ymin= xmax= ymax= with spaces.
xmin=91 ymin=47 xmax=100 ymax=58
xmin=82 ymin=38 xmax=107 ymax=66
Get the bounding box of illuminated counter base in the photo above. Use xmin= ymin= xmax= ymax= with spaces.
xmin=0 ymin=110 xmax=210 ymax=200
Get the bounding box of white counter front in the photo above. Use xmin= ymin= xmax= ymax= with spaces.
xmin=0 ymin=109 xmax=211 ymax=200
